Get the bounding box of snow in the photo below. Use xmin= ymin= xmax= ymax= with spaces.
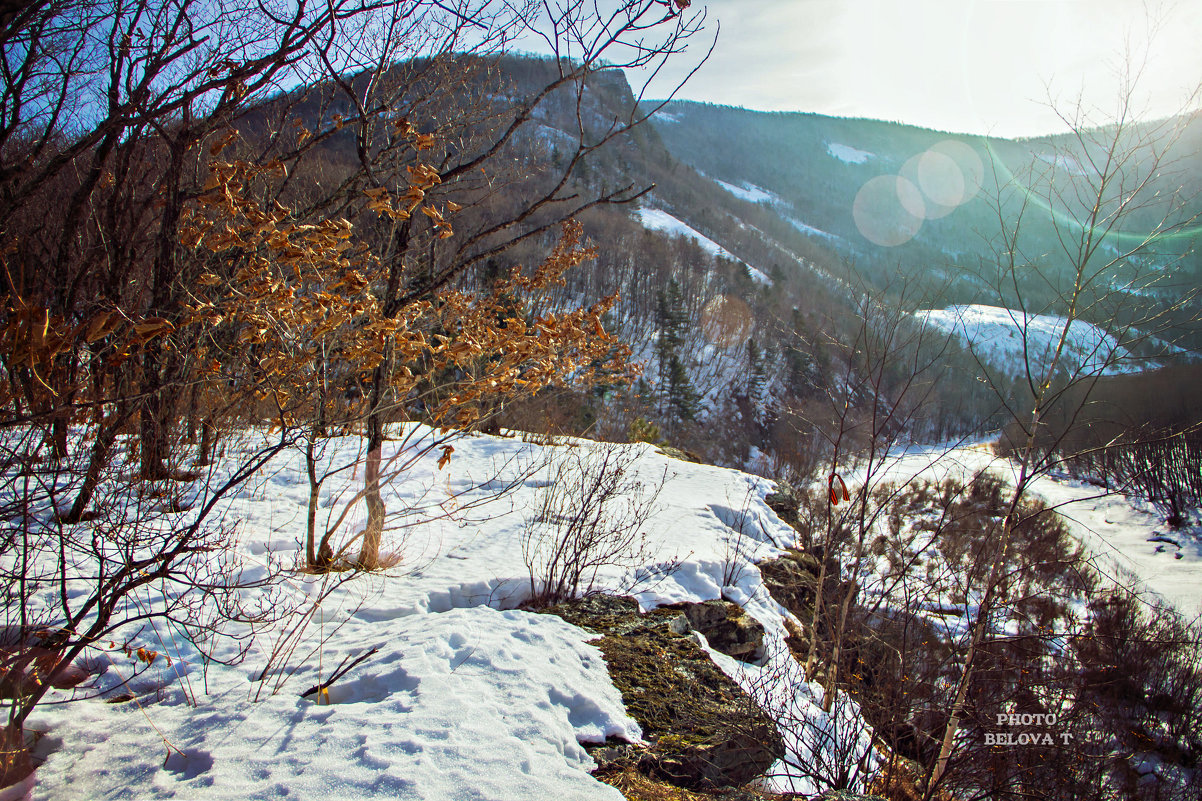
xmin=1035 ymin=152 xmax=1091 ymax=176
xmin=916 ymin=304 xmax=1140 ymax=379
xmin=850 ymin=443 xmax=1202 ymax=615
xmin=36 ymin=606 xmax=633 ymax=801
xmin=636 ymin=207 xmax=771 ymax=285
xmin=704 ymin=639 xmax=877 ymax=792
xmin=827 ymin=142 xmax=874 ymax=165
xmin=24 ymin=428 xmax=870 ymax=799
xmin=18 ymin=423 xmax=1199 ymax=799
xmin=714 ymin=178 xmax=778 ymax=205
xmin=786 ymin=216 xmax=841 ymax=242
xmin=522 ymin=122 xmax=577 ymax=152
xmin=744 ymin=265 xmax=772 ymax=284
xmin=636 ymin=207 xmax=739 ymax=262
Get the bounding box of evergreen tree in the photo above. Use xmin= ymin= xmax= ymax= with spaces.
xmin=655 ymin=279 xmax=699 ymax=431
xmin=665 ymin=351 xmax=700 ymax=424
xmin=747 ymin=337 xmax=768 ymax=406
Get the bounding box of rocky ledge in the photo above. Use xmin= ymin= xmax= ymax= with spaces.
xmin=542 ymin=594 xmax=782 ymax=790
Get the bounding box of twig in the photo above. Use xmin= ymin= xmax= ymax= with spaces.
xmin=300 ymin=646 xmax=379 ymax=698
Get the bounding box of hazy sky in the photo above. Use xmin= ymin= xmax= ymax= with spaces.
xmin=630 ymin=0 xmax=1202 ymax=137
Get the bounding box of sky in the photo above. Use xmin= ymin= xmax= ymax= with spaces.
xmin=629 ymin=0 xmax=1202 ymax=138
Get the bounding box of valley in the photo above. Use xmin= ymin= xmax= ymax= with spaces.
xmin=2 ymin=4 xmax=1200 ymax=797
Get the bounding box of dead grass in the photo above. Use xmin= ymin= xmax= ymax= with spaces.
xmin=866 ymin=754 xmax=932 ymax=801
xmin=593 ymin=763 xmax=796 ymax=800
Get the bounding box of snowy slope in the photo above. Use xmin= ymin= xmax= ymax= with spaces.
xmin=714 ymin=179 xmax=780 ymax=205
xmin=786 ymin=217 xmax=841 ymax=242
xmin=851 ymin=443 xmax=1202 ymax=614
xmin=826 ymin=143 xmax=874 ymax=164
xmin=917 ymin=304 xmax=1140 ymax=378
xmin=25 ymin=428 xmax=873 ymax=799
xmin=636 ymin=207 xmax=737 ymax=261
xmin=635 ymin=207 xmax=771 ymax=284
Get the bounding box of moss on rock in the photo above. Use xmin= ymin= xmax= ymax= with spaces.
xmin=543 ymin=595 xmax=783 ymax=790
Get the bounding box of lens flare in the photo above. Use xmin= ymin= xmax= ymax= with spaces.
xmin=853 ymin=175 xmax=924 ymax=246
xmin=898 ymin=140 xmax=985 ymax=221
xmin=929 ymin=139 xmax=984 ymax=203
xmin=902 ymin=152 xmax=956 ymax=219
xmin=700 ymin=294 xmax=753 ymax=348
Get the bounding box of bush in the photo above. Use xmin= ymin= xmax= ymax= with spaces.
xmin=522 ymin=443 xmax=666 ymax=606
xmin=627 ymin=417 xmax=663 ymax=445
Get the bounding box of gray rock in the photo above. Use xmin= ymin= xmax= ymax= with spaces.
xmin=659 ymin=600 xmax=765 ymax=664
xmin=542 ymin=594 xmax=784 ymax=790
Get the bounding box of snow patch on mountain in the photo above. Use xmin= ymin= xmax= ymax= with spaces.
xmin=639 ymin=206 xmax=730 ymax=257
xmin=637 ymin=208 xmax=737 ymax=260
xmin=827 ymin=142 xmax=874 ymax=164
xmin=636 ymin=207 xmax=771 ymax=285
xmin=1035 ymin=151 xmax=1092 ymax=176
xmin=917 ymin=304 xmax=1139 ymax=378
xmin=786 ymin=216 xmax=841 ymax=242
xmin=715 ymin=178 xmax=779 ymax=205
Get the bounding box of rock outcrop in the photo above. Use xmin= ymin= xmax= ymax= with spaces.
xmin=543 ymin=595 xmax=783 ymax=790
xmin=658 ymin=599 xmax=765 ymax=664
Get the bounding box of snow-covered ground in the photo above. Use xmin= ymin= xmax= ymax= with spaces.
xmin=786 ymin=216 xmax=841 ymax=242
xmin=23 ymin=429 xmax=873 ymax=799
xmin=635 ymin=207 xmax=771 ymax=284
xmin=916 ymin=304 xmax=1141 ymax=378
xmin=714 ymin=179 xmax=779 ymax=205
xmin=19 ymin=428 xmax=1199 ymax=800
xmin=827 ymin=142 xmax=874 ymax=165
xmin=852 ymin=443 xmax=1202 ymax=615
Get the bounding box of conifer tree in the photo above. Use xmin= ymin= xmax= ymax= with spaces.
xmin=747 ymin=337 xmax=768 ymax=406
xmin=655 ymin=278 xmax=699 ymax=430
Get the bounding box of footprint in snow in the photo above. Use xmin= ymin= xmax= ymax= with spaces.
xmin=163 ymin=749 xmax=214 ymax=780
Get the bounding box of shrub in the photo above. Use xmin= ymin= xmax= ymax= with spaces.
xmin=522 ymin=443 xmax=666 ymax=606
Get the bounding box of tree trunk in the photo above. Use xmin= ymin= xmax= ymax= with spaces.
xmin=48 ymin=413 xmax=68 ymax=462
xmin=62 ymin=407 xmax=126 ymax=523
xmin=139 ymin=400 xmax=170 ymax=479
xmin=0 ymin=721 xmax=32 ymax=791
xmin=823 ymin=577 xmax=858 ymax=713
xmin=196 ymin=418 xmax=216 ymax=467
xmin=356 ymin=410 xmax=386 ymax=570
xmin=139 ymin=350 xmax=171 ymax=480
xmin=926 ymin=598 xmax=988 ymax=797
xmin=305 ymin=435 xmax=328 ymax=569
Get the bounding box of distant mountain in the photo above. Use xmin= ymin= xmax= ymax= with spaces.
xmin=646 ymin=101 xmax=1202 ymax=339
xmin=264 ymin=56 xmax=1200 ymax=467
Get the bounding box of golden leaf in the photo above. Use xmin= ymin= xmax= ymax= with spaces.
xmin=437 ymin=445 xmax=454 ymax=470
xmin=84 ymin=311 xmax=115 ymax=343
xmin=209 ymin=129 xmax=238 ymax=156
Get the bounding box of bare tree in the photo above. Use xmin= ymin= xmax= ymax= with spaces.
xmin=341 ymin=2 xmax=711 ymax=568
xmin=925 ymin=73 xmax=1202 ymax=797
xmin=0 ymin=0 xmax=709 ymax=786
